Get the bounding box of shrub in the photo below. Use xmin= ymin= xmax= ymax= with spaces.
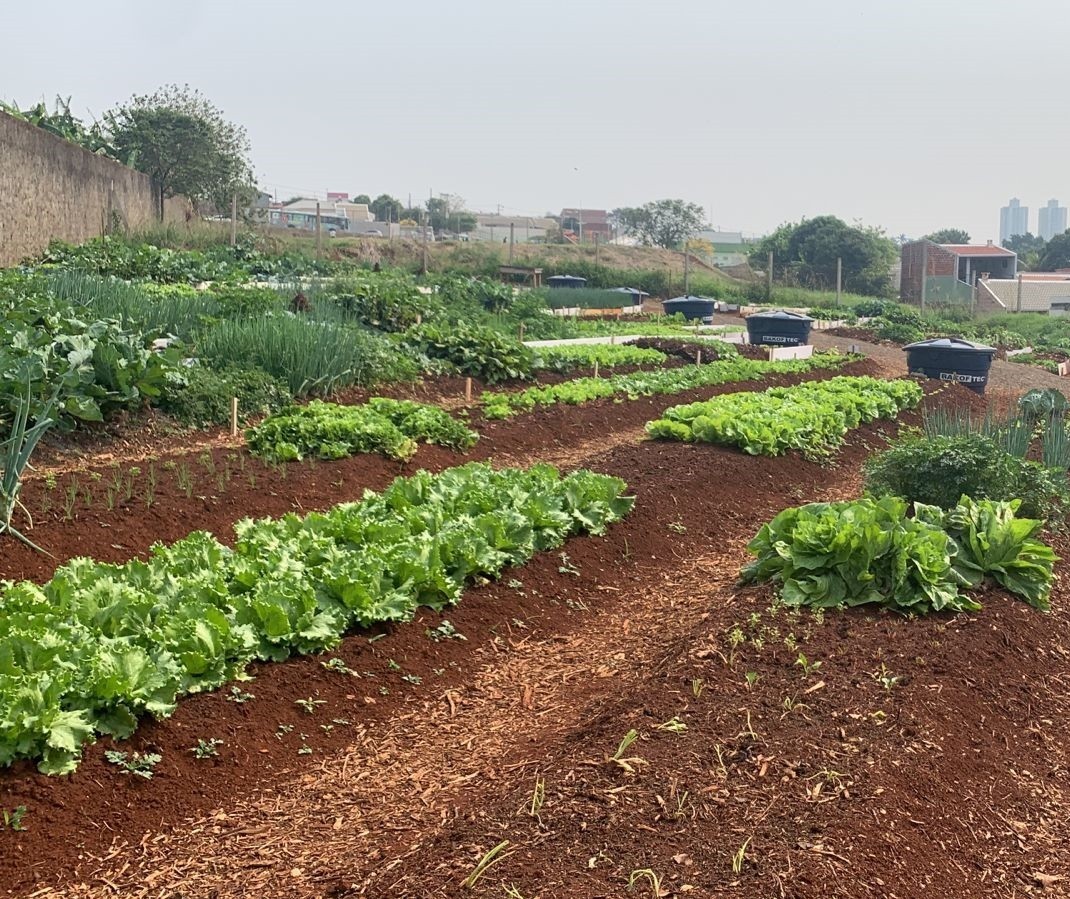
xmin=863 ymin=433 xmax=1069 ymax=521
xmin=854 ymin=299 xmax=889 ymax=318
xmin=875 ymin=320 xmax=924 ymax=344
xmin=161 ymin=365 xmax=291 ymax=428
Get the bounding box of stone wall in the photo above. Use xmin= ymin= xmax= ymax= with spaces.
xmin=0 ymin=110 xmax=186 ymax=265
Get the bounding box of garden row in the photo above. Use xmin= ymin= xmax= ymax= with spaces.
xmin=0 ymin=463 xmax=633 ymax=774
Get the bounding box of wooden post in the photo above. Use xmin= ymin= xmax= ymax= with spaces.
xmin=696 ymin=349 xmax=702 ymax=366
xmin=230 ymin=193 xmax=238 ymax=247
xmin=464 ymin=378 xmax=473 ymax=403
xmin=593 ymin=360 xmax=599 ymax=378
xmin=230 ymin=397 xmax=239 ymax=437
xmin=415 ymin=313 xmax=422 ymax=326
xmin=509 ymin=222 xmax=515 ymax=262
xmin=684 ymin=247 xmax=691 ymax=295
xmin=836 ymin=257 xmax=842 ymax=307
xmin=594 ymin=232 xmax=600 ymax=266
xmin=315 ymin=201 xmax=322 ymax=257
xmin=1016 ymin=274 xmax=1024 ymax=313
xmin=767 ymin=251 xmax=774 ymax=301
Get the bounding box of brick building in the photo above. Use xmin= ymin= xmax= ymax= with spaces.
xmin=900 ymin=240 xmax=1017 ymax=303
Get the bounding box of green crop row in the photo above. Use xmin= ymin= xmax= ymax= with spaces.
xmin=534 ymin=343 xmax=668 ymax=371
xmin=0 ymin=462 xmax=633 ymax=774
xmin=646 ymin=376 xmax=921 ymax=458
xmin=246 ymin=398 xmax=478 ymax=462
xmin=742 ymin=495 xmax=1056 ymax=613
xmin=481 ymin=350 xmax=853 ymax=420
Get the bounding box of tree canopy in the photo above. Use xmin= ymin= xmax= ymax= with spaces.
xmin=1003 ymin=232 xmax=1048 ymax=271
xmin=611 ymin=200 xmax=706 ymax=249
xmin=1038 ymin=232 xmax=1070 ymax=272
xmin=104 ymin=84 xmax=253 ymax=214
xmin=749 ymin=216 xmax=898 ymax=297
xmin=351 ymin=194 xmax=372 ymax=205
xmin=369 ymin=194 xmax=403 ymax=222
xmin=924 ymin=228 xmax=971 ymax=244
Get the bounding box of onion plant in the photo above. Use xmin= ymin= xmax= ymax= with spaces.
xmin=1 ymin=386 xmax=55 ymax=551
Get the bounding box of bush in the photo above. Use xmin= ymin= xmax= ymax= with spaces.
xmin=403 ymin=321 xmax=534 ymax=384
xmin=863 ymin=433 xmax=1069 ymax=521
xmin=875 ymin=320 xmax=924 ymax=344
xmin=854 ymin=299 xmax=889 ymax=318
xmin=160 ymin=365 xmax=291 ymax=428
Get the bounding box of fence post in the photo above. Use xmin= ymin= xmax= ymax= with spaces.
xmin=920 ymin=242 xmax=928 ymax=313
xmin=230 ymin=194 xmax=238 ymax=247
xmin=315 ymin=201 xmax=322 ymax=257
xmin=767 ymin=251 xmax=774 ymax=301
xmin=836 ymin=257 xmax=842 ymax=307
xmin=230 ymin=397 xmax=239 ymax=437
xmin=1017 ymin=274 xmax=1023 ymax=313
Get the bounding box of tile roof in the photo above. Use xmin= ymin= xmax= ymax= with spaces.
xmin=941 ymin=244 xmax=1016 ymax=257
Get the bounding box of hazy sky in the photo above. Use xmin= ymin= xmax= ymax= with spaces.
xmin=4 ymin=0 xmax=1067 ymax=242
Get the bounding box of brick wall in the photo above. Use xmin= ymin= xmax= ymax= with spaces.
xmin=899 ymin=241 xmax=956 ymax=302
xmin=0 ymin=110 xmax=186 ymax=266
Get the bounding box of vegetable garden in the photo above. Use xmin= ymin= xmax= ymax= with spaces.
xmin=2 ymin=232 xmax=1070 ymax=899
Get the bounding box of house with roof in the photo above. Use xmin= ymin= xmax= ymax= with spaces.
xmin=900 ymin=240 xmax=1017 ymax=304
xmin=472 ymin=214 xmax=557 ymax=243
xmin=559 ymin=208 xmax=611 ymax=244
xmin=268 ymin=197 xmax=384 ymax=234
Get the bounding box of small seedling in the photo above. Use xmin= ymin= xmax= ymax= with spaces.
xmin=667 ymin=520 xmax=687 ymax=534
xmin=463 ymin=840 xmax=515 ymax=888
xmin=611 ymin=729 xmax=639 ymax=761
xmin=295 ymin=697 xmax=326 ymax=714
xmin=105 ymin=750 xmax=162 ymax=779
xmin=529 ymin=774 xmax=545 ymax=820
xmin=655 ymin=716 xmax=687 ymax=734
xmin=691 ymin=677 xmax=706 ymax=699
xmin=745 ymin=671 xmax=761 ymax=690
xmin=731 ymin=837 xmax=752 ymax=875
xmin=426 ymin=620 xmax=466 ymax=642
xmin=626 ymin=868 xmax=664 ymax=896
xmin=226 ymin=686 xmax=255 ymax=703
xmin=191 ymin=738 xmax=223 ymax=759
xmin=387 ymin=659 xmax=401 ymax=671
xmin=2 ymin=806 xmax=26 ymax=831
xmin=506 ymin=578 xmax=524 ymax=590
xmin=607 ymin=728 xmax=647 ymax=774
xmin=872 ymin=663 xmax=902 ymax=692
xmin=558 ymin=552 xmax=580 ymax=576
xmin=297 ymin=745 xmax=313 ymax=756
xmin=795 ymin=652 xmax=822 ymax=677
xmin=321 ymin=657 xmax=358 ymax=676
xmin=401 ymin=674 xmax=422 ymax=685
xmin=276 ymin=723 xmax=294 ymax=736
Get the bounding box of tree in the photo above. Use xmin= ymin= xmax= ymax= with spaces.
xmin=426 ymin=195 xmax=476 ymax=234
xmin=370 ymin=194 xmax=403 ymax=223
xmin=924 ymin=228 xmax=971 ymax=244
xmin=104 ymin=84 xmax=253 ymax=216
xmin=611 ymin=199 xmax=706 ymax=248
xmin=1003 ymin=232 xmax=1048 ymax=271
xmin=749 ymin=216 xmax=898 ymax=297
xmin=1038 ymin=231 xmax=1070 ymax=271
xmin=351 ymin=194 xmax=372 ymax=205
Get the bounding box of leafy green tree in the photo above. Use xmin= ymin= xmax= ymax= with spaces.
xmin=104 ymin=84 xmax=253 ymax=216
xmin=924 ymin=228 xmax=971 ymax=244
xmin=1038 ymin=231 xmax=1070 ymax=271
xmin=749 ymin=216 xmax=897 ymax=297
xmin=351 ymin=194 xmax=372 ymax=205
xmin=611 ymin=199 xmax=706 ymax=248
xmin=370 ymin=194 xmax=403 ymax=222
xmin=1003 ymin=232 xmax=1048 ymax=271
xmin=1 ymin=96 xmax=123 ymax=160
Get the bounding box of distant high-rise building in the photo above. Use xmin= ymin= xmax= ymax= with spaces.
xmin=1039 ymin=199 xmax=1068 ymax=241
xmin=1000 ymin=198 xmax=1030 ymax=243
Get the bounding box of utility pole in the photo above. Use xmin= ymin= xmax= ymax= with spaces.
xmin=422 ymin=207 xmax=429 ymax=274
xmin=509 ymin=222 xmax=515 ymax=262
xmin=920 ymin=241 xmax=928 ymax=312
xmin=315 ymin=201 xmax=322 ymax=257
xmin=684 ymin=245 xmax=691 ymax=294
xmin=836 ymin=257 xmax=842 ymax=307
xmin=230 ymin=193 xmax=238 ymax=247
xmin=767 ymin=251 xmax=774 ymax=301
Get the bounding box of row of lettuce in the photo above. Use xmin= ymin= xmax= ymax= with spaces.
xmin=0 ymin=463 xmax=634 ymax=774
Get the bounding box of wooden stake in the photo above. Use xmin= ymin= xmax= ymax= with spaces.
xmin=230 ymin=397 xmax=239 ymax=437
xmin=593 ymin=360 xmax=599 ymax=378
xmin=696 ymin=349 xmax=702 ymax=366
xmin=464 ymin=377 xmax=473 ymax=403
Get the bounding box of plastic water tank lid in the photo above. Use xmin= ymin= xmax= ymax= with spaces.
xmin=745 ymin=308 xmax=814 ymax=321
xmin=902 ymin=336 xmax=996 ymax=352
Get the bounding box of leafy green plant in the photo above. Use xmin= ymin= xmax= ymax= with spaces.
xmin=535 ymin=343 xmax=667 ymax=372
xmin=484 ymin=352 xmax=851 ymax=420
xmin=743 ymin=495 xmax=1057 ymax=613
xmin=191 ymin=738 xmax=222 ymax=758
xmin=161 ymin=365 xmax=291 ymax=428
xmin=246 ymin=398 xmax=477 ymax=463
xmin=1 ymin=805 xmax=26 ymax=831
xmin=404 ymin=321 xmax=534 ymax=384
xmin=0 ymin=386 xmax=55 ymax=550
xmin=104 ymin=750 xmax=162 ymax=778
xmin=649 ymin=376 xmax=921 ymax=459
xmin=864 ymin=433 xmax=1068 ymax=521
xmin=0 ymin=463 xmax=633 ymax=774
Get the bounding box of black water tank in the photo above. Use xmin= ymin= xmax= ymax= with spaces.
xmin=745 ymin=309 xmax=814 ymax=347
xmin=903 ymin=337 xmax=996 ymax=394
xmin=663 ymin=295 xmax=716 ymax=324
